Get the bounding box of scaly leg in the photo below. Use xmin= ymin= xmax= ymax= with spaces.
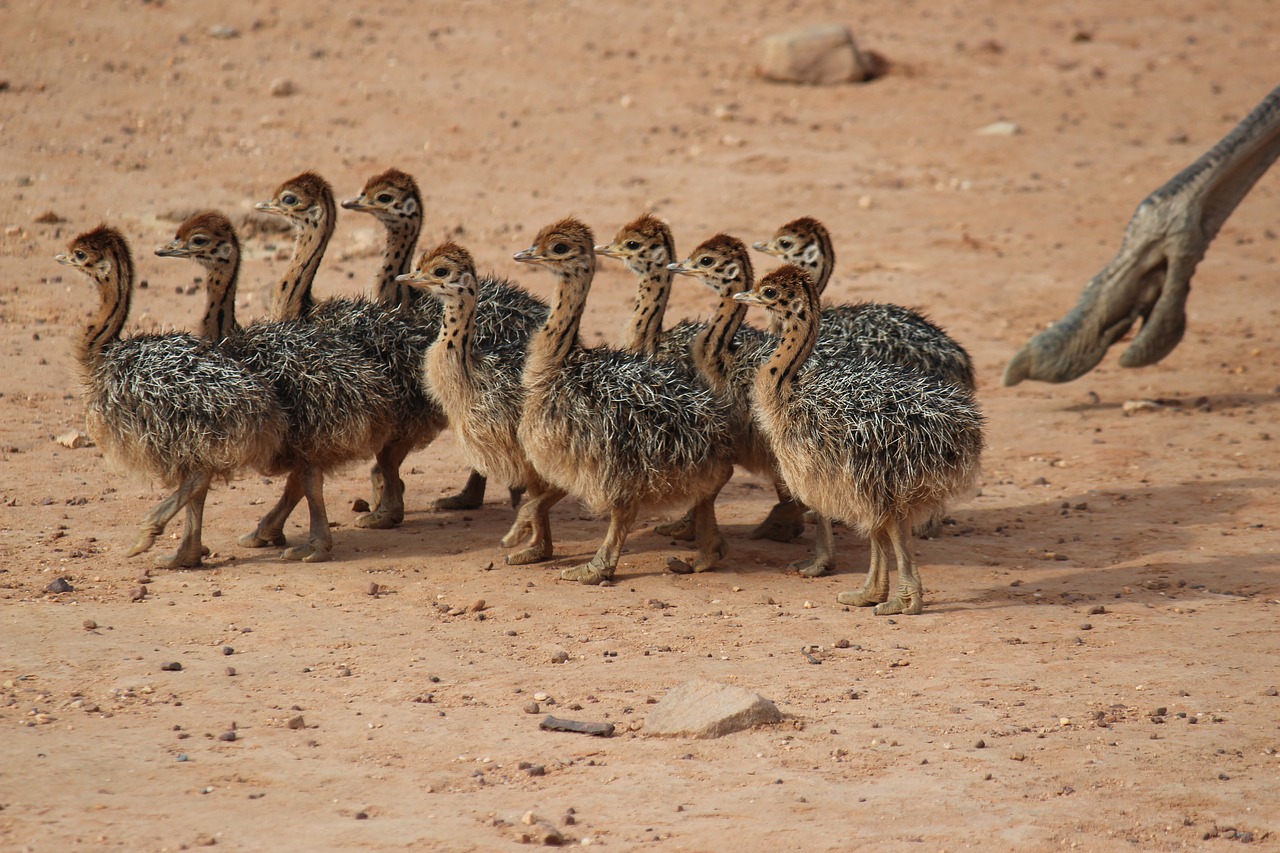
xmin=561 ymin=503 xmax=638 ymax=585
xmin=790 ymin=513 xmax=835 ymax=577
xmin=689 ymin=493 xmax=728 ymax=573
xmin=282 ymin=466 xmax=333 ymax=563
xmin=239 ymin=470 xmax=304 ymax=548
xmin=127 ymin=472 xmax=206 ymax=558
xmin=749 ymin=479 xmax=807 ymax=543
xmin=155 ymin=477 xmax=213 ymax=569
xmin=434 ymin=469 xmax=488 ymax=511
xmin=356 ymin=436 xmax=415 ymax=529
xmin=506 ymin=483 xmax=566 ymax=565
xmin=874 ymin=517 xmax=923 ymax=616
xmin=654 ymin=508 xmax=695 ymax=541
xmin=837 ymin=529 xmax=891 ymax=606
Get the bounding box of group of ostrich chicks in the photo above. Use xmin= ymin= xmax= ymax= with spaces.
xmin=61 ymin=168 xmax=985 ymax=616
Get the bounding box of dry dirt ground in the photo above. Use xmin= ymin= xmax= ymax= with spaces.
xmin=2 ymin=1 xmax=1279 ymax=850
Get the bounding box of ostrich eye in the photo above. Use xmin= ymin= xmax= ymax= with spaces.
xmin=74 ymin=250 xmax=88 ymax=262
xmin=552 ymin=242 xmax=569 ymax=255
xmin=625 ymin=240 xmax=640 ymax=251
xmin=433 ymin=267 xmax=449 ymax=278
xmin=698 ymin=256 xmax=713 ymax=267
xmin=778 ymin=238 xmax=793 ymax=250
xmin=192 ymin=235 xmax=209 ymax=246
xmin=282 ymin=193 xmax=299 ymax=206
xmin=376 ymin=193 xmax=394 ymax=204
xmin=762 ymin=286 xmax=778 ymax=299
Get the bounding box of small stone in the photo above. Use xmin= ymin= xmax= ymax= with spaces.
xmin=666 ymin=557 xmax=694 ymax=574
xmin=208 ymin=24 xmax=240 ymax=39
xmin=366 ymin=582 xmax=380 ymax=597
xmin=976 ymin=120 xmax=1021 ymax=136
xmin=1088 ymin=605 xmax=1106 ymax=615
xmin=222 ymin=646 xmax=234 ymax=656
xmin=217 ymin=730 xmax=237 ymax=742
xmin=194 ymin=833 xmax=217 ymax=847
xmin=527 ymin=764 xmax=546 ymax=777
xmin=160 ymin=661 xmax=183 ymax=672
xmin=55 ymin=430 xmax=92 ymax=449
xmin=834 ymin=638 xmax=850 ymax=649
xmin=45 ymin=577 xmax=74 ymax=594
xmin=1010 ymin=752 xmax=1026 ymax=761
xmin=1079 ymin=623 xmax=1092 ymax=631
xmin=468 ymin=599 xmax=486 ymax=613
xmin=975 ymin=739 xmax=986 ymax=749
xmin=225 ymin=667 xmax=236 ymax=677
xmin=351 ymin=498 xmax=371 ymax=513
xmin=270 ymin=78 xmax=297 ymax=97
xmin=757 ymin=24 xmax=880 ymax=85
xmin=83 ymin=619 xmax=97 ymax=630
xmin=523 ymin=701 xmax=541 ymax=714
xmin=645 ymin=679 xmax=782 ymax=739
xmin=337 ymin=666 xmax=352 ymax=677
xmin=551 ymin=650 xmax=570 ymax=664
xmin=130 ymin=585 xmax=147 ymax=601
xmin=354 ymin=811 xmax=369 ymax=820
xmin=287 ymin=715 xmax=306 ymax=730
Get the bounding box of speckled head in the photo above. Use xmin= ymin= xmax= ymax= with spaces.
xmin=513 ymin=217 xmax=596 ymax=270
xmin=256 ymin=171 xmax=335 ymax=225
xmin=57 ymin=225 xmax=131 ymax=284
xmin=670 ymin=234 xmax=753 ymax=296
xmin=156 ymin=211 xmax=238 ymax=265
xmin=732 ymin=264 xmax=815 ymax=321
xmin=341 ymin=168 xmax=422 ymax=226
xmin=594 ymin=212 xmax=675 ymax=274
xmin=399 ymin=241 xmax=476 ymax=292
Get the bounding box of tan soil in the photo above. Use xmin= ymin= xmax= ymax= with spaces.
xmin=2 ymin=2 xmax=1278 ymax=850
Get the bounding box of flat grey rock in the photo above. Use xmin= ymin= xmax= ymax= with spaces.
xmin=644 ymin=680 xmax=782 ymax=739
xmin=758 ymin=24 xmax=877 ymax=85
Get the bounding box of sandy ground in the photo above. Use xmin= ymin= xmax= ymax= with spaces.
xmin=2 ymin=1 xmax=1279 ymax=850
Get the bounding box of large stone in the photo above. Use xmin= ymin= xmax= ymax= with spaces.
xmin=644 ymin=680 xmax=782 ymax=739
xmin=758 ymin=24 xmax=878 ymax=85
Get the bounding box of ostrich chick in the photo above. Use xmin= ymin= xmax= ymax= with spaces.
xmin=61 ymin=226 xmax=285 ymax=567
xmin=156 ymin=211 xmax=398 ymax=563
xmin=597 ymin=216 xmax=805 ymax=544
xmin=398 ymin=242 xmax=563 ymax=565
xmin=734 ymin=266 xmax=985 ymax=615
xmin=514 ymin=217 xmax=736 ymax=584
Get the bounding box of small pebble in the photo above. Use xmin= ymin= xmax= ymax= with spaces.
xmin=351 ymin=498 xmax=371 ymax=513
xmin=468 ymin=599 xmax=486 ymax=613
xmin=1079 ymin=623 xmax=1092 ymax=631
xmin=551 ymin=650 xmax=569 ymax=664
xmin=366 ymin=582 xmax=380 ymax=597
xmin=83 ymin=619 xmax=97 ymax=630
xmin=834 ymin=638 xmax=850 ymax=649
xmin=1088 ymin=605 xmax=1106 ymax=615
xmin=269 ymin=77 xmax=297 ymax=97
xmin=222 ymin=646 xmax=234 ymax=656
xmin=523 ymin=701 xmax=541 ymax=714
xmin=217 ymin=730 xmax=237 ymax=742
xmin=130 ymin=585 xmax=147 ymax=601
xmin=337 ymin=666 xmax=352 ymax=677
xmin=46 ymin=577 xmax=74 ymax=593
xmin=526 ymin=764 xmax=546 ymax=777
xmin=355 ymin=811 xmax=369 ymax=820
xmin=160 ymin=661 xmax=183 ymax=672
xmin=975 ymin=739 xmax=986 ymax=749
xmin=208 ymin=23 xmax=240 ymax=39
xmin=287 ymin=715 xmax=306 ymax=730
xmin=225 ymin=667 xmax=236 ymax=677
